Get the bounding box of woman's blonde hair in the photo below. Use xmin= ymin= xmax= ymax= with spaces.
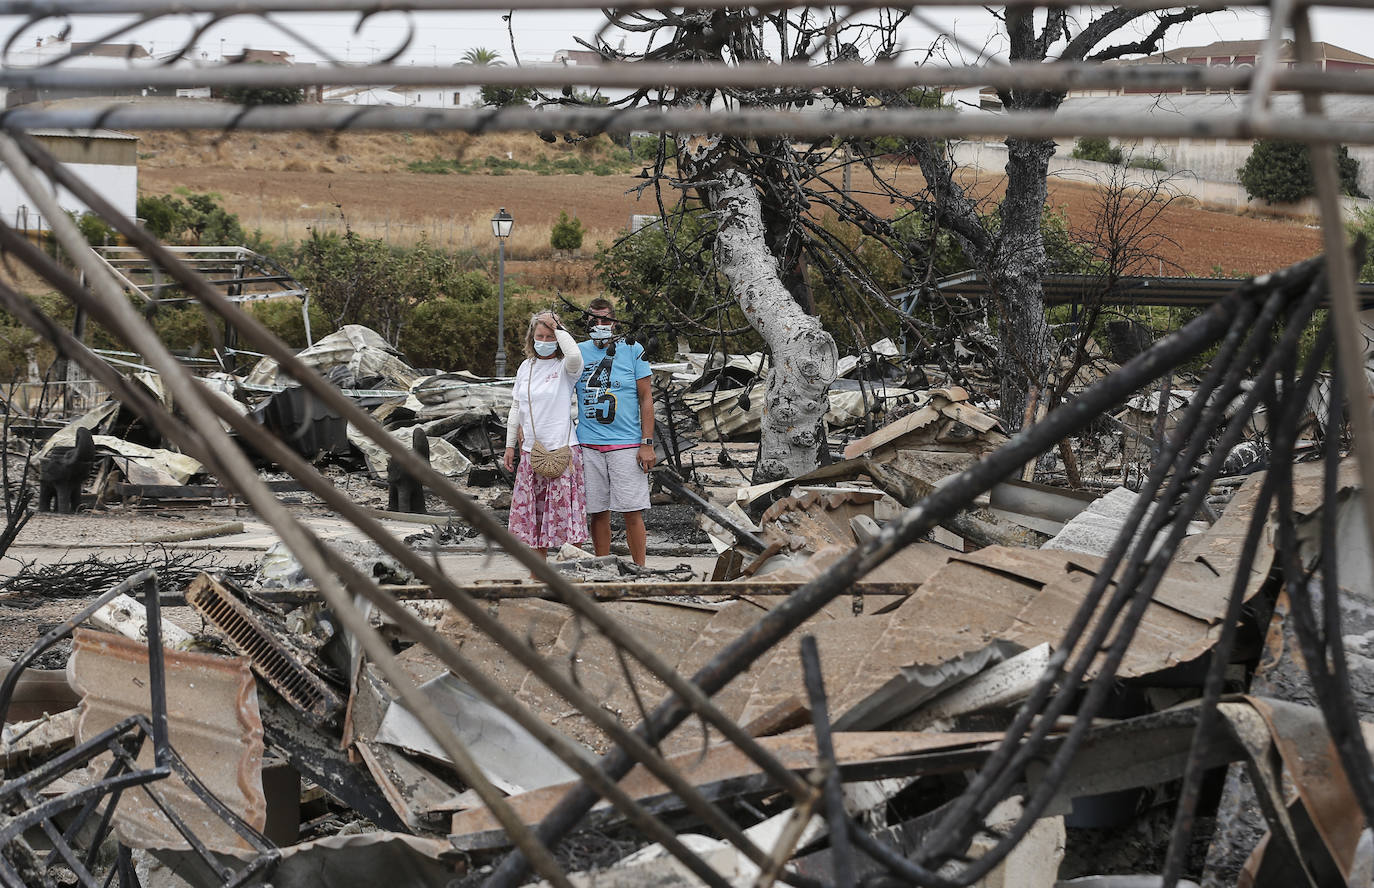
xmin=522 ymin=309 xmax=563 ymax=361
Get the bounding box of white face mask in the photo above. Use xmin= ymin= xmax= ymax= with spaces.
xmin=533 ymin=340 xmax=558 ymax=357
xmin=591 ymin=323 xmax=614 ymax=342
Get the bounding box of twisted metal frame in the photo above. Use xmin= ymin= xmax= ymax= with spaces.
xmin=0 ymin=3 xmax=1370 ymax=886
xmin=0 ymin=570 xmax=277 ymax=888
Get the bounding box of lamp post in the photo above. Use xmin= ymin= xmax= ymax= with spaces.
xmin=491 ymin=207 xmax=514 ymax=377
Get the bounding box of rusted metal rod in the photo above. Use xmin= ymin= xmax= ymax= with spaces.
xmin=9 ymin=105 xmax=1374 ymax=143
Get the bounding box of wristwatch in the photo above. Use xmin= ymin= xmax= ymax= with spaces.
xmin=641 ymin=437 xmax=655 ymax=445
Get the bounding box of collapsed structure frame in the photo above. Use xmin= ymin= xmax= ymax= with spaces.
xmin=0 ymin=3 xmax=1371 ymax=886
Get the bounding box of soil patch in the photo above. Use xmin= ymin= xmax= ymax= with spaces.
xmin=136 ymin=132 xmax=1323 ymax=279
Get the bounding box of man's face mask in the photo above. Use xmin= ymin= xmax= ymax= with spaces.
xmin=591 ymin=321 xmax=615 ymax=342
xmin=534 ymin=340 xmax=558 ymax=357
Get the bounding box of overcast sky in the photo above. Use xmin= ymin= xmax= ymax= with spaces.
xmin=2 ymin=7 xmax=1372 ymax=69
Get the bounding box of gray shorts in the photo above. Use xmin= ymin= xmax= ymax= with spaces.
xmin=583 ymin=446 xmax=651 ymax=514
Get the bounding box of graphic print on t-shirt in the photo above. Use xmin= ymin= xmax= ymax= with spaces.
xmin=576 ymin=341 xmax=653 ymax=446
xmin=584 ymin=355 xmax=617 ymax=424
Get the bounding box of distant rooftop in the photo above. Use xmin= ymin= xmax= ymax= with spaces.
xmin=1116 ymin=38 xmax=1374 ymax=66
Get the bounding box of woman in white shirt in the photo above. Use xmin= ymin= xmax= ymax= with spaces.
xmin=503 ymin=310 xmax=587 ymax=556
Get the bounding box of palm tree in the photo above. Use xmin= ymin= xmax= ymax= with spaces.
xmin=459 ymin=47 xmax=503 ymax=67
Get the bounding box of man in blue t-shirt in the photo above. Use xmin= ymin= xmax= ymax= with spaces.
xmin=575 ymin=298 xmax=656 ymax=565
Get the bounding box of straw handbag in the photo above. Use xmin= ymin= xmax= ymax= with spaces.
xmin=526 ymin=366 xmax=571 ymax=479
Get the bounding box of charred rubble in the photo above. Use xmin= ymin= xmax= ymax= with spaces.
xmin=0 ymin=241 xmax=1370 ymax=888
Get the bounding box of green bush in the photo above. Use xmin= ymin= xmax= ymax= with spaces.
xmin=407 ymin=157 xmax=455 ymax=174
xmin=136 ymin=191 xmax=244 ymax=245
xmin=550 ymin=211 xmax=585 ymax=251
xmin=0 ymin=324 xmax=38 ymax=380
xmin=1071 ymin=137 xmax=1123 ymax=165
xmin=73 ymin=212 xmax=116 ymax=247
xmin=285 ymin=230 xmax=495 ymax=343
xmin=148 ymin=304 xmax=219 ymax=355
xmin=1347 ymin=208 xmax=1374 ymax=282
xmin=628 ymin=134 xmax=665 ymax=159
xmin=402 ymin=294 xmax=542 ymax=374
xmin=248 ymin=297 xmax=331 ymax=350
xmin=1238 ymin=139 xmax=1365 ymax=203
xmin=1128 ymin=154 xmax=1168 ymax=171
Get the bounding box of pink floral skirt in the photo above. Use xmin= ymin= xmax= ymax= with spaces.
xmin=509 ymin=445 xmax=588 ymax=549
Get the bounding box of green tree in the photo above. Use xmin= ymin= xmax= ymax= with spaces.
xmin=1071 ymin=137 xmax=1123 ymax=165
xmin=550 ymin=211 xmax=585 ymax=251
xmin=480 ymin=85 xmax=536 ymax=108
xmin=183 ymin=192 xmax=245 ymax=245
xmin=460 ymin=47 xmax=503 ymax=66
xmin=71 ymin=211 xmax=116 ymax=247
xmin=594 ymin=208 xmax=733 ymax=358
xmin=137 ymin=194 xmax=187 ymax=240
xmin=221 ymin=64 xmax=304 ymax=106
xmin=288 ymin=230 xmax=490 ymax=344
xmin=223 ymin=84 xmax=303 ymax=105
xmin=1238 ymin=139 xmax=1365 ymax=203
xmin=136 ymin=192 xmax=244 ymax=245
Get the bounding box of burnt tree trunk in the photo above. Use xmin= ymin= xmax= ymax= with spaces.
xmin=685 ymin=145 xmax=837 ymax=480
xmin=991 ymin=136 xmax=1057 ymax=425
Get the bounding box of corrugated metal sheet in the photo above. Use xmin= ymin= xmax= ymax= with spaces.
xmin=67 ymin=629 xmax=266 ymax=853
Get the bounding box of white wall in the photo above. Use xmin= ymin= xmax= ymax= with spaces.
xmin=952 ymin=139 xmax=1374 ymax=221
xmin=0 ymin=161 xmax=137 ymax=232
xmin=1113 ymin=138 xmax=1374 ymax=199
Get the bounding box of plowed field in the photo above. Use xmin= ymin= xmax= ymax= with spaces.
xmin=137 ymin=131 xmax=1325 ymax=280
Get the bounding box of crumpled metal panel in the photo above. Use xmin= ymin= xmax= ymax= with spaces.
xmin=158 ymin=832 xmax=462 ymax=888
xmin=67 ymin=629 xmax=266 ymax=852
xmin=245 ymin=324 xmax=421 ymax=392
xmin=253 ymin=385 xmax=351 ymax=461
xmin=450 ymin=730 xmax=1003 ymax=838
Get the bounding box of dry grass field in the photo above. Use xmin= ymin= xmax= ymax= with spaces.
xmin=134 ymin=130 xmax=1325 ymax=291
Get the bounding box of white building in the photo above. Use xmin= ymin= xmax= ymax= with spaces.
xmin=0 ymin=130 xmax=138 ymax=232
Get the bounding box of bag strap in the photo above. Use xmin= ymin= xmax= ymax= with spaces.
xmin=525 ymin=362 xmax=545 ymax=450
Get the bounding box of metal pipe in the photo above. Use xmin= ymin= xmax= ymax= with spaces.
xmin=2 ymin=0 xmax=1341 ymax=17
xmin=4 ymin=59 xmax=1374 ymax=96
xmin=496 ymin=236 xmax=507 ymax=378
xmin=9 ymin=105 xmax=1374 ymax=144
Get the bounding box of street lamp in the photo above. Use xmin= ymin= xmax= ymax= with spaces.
xmin=491 ymin=207 xmax=515 ymax=377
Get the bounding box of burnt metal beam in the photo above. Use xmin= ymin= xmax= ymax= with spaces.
xmin=657 ymin=468 xmax=768 ymax=552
